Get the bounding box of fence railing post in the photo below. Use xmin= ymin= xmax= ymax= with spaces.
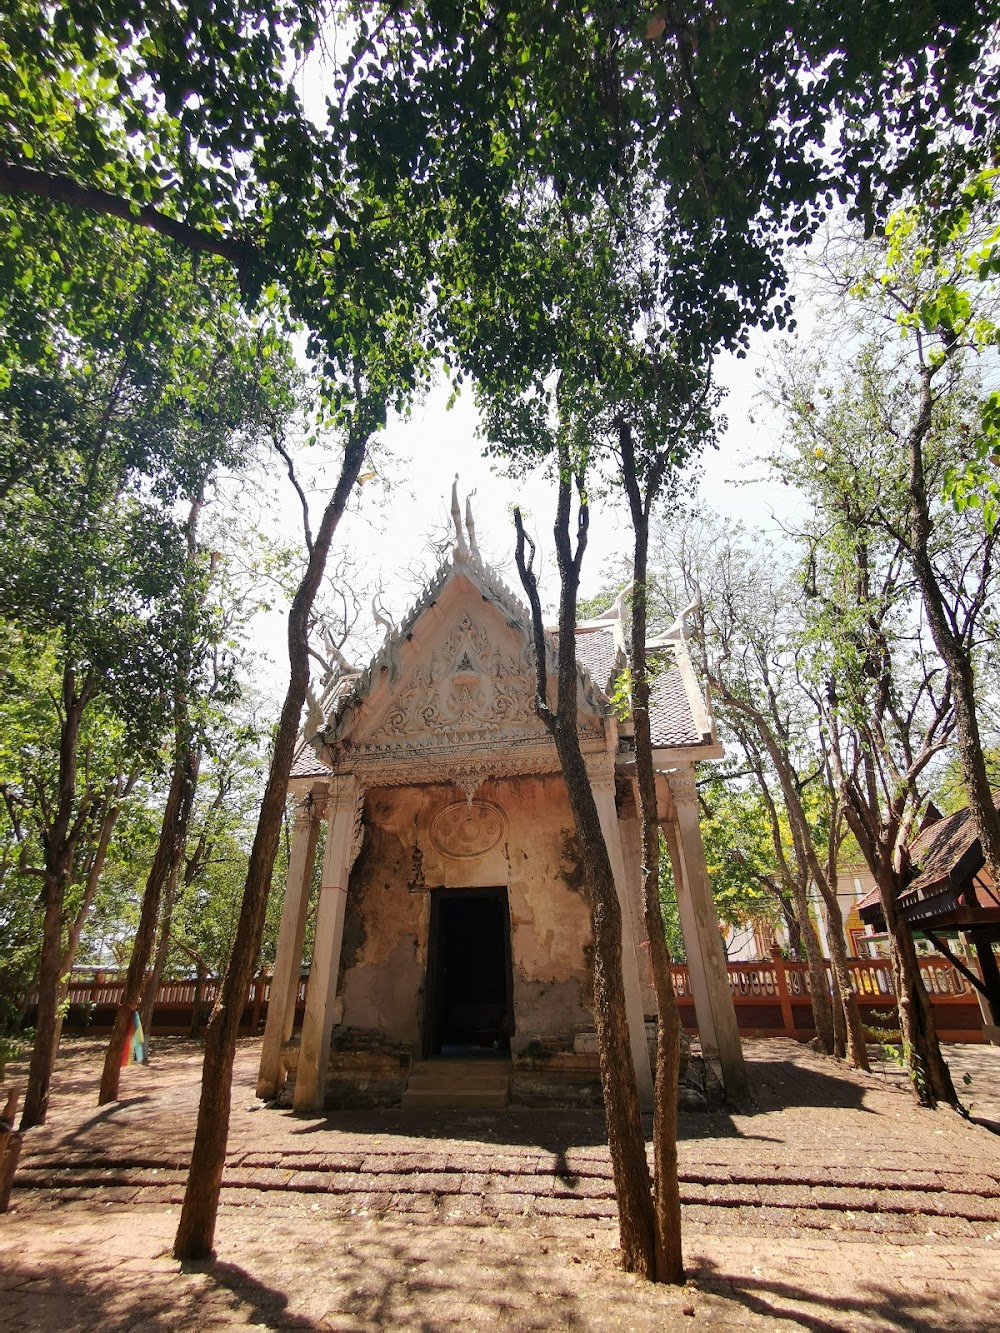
xmin=250 ymin=969 xmax=268 ymax=1033
xmin=771 ymin=946 xmax=796 ymax=1036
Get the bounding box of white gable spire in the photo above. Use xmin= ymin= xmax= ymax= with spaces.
xmin=464 ymin=490 xmax=480 ymax=560
xmin=450 ymin=474 xmax=469 ymax=563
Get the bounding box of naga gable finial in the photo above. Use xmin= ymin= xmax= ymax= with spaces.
xmin=303 ymin=685 xmax=326 ymax=758
xmin=464 ymin=489 xmax=479 ymax=559
xmin=451 ymin=473 xmax=469 ymax=563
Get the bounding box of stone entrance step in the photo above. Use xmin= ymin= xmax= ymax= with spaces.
xmin=401 ymin=1058 xmax=512 ymax=1110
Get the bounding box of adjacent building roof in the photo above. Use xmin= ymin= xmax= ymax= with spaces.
xmin=859 ymin=795 xmax=1000 ymax=932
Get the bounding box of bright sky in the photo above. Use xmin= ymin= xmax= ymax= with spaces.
xmin=237 ymin=316 xmax=807 ymax=702
xmin=351 ymin=315 xmax=807 ymax=594
xmin=241 ymin=35 xmax=819 ymax=693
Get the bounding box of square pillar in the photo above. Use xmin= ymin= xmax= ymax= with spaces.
xmin=661 ymin=817 xmax=721 ymax=1055
xmin=620 ymin=786 xmax=657 ymax=1018
xmin=591 ymin=775 xmax=654 ymax=1111
xmin=664 ymin=767 xmax=748 ymax=1102
xmin=294 ymin=777 xmax=363 ymax=1111
xmin=257 ymin=790 xmax=322 ymax=1098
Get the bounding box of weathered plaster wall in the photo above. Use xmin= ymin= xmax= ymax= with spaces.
xmin=338 ymin=788 xmax=429 ymax=1043
xmin=336 ymin=774 xmax=595 ymax=1053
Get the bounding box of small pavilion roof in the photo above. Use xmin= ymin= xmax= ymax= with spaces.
xmin=858 ymin=794 xmax=1000 ymax=930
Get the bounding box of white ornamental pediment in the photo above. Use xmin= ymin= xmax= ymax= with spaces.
xmin=364 ymin=613 xmax=543 ymax=744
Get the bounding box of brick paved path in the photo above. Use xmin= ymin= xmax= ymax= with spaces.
xmin=2 ymin=1037 xmax=999 ymax=1330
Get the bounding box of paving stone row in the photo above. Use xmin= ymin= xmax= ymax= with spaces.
xmin=15 ymin=1152 xmax=1000 ymax=1238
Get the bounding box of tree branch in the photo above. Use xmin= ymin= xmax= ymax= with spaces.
xmin=0 ymin=160 xmax=259 ymax=282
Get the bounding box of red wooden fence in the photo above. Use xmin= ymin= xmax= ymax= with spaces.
xmin=56 ymin=950 xmax=987 ymax=1042
xmin=668 ymin=949 xmax=985 ymax=1043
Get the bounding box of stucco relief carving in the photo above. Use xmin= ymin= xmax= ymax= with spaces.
xmin=372 ymin=614 xmax=535 ymax=741
xmin=430 ymin=800 xmax=508 ymax=859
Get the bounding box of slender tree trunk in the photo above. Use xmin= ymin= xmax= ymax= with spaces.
xmin=782 ymin=871 xmax=833 ymax=1052
xmin=813 ymin=877 xmax=869 ymax=1069
xmin=51 ymin=796 xmax=124 ymax=1058
xmin=830 ymin=728 xmax=957 ymax=1107
xmin=20 ymin=667 xmax=89 ymax=1130
xmin=626 ymin=494 xmax=683 ymax=1284
xmin=554 ymin=731 xmax=657 ymax=1276
xmin=138 ymin=855 xmax=183 ymax=1048
xmin=514 ymin=473 xmax=656 ymax=1279
xmin=173 ymin=422 xmax=370 ymax=1261
xmin=98 ymin=734 xmax=199 ymax=1103
xmin=100 ymin=492 xmax=207 ymax=1102
xmin=776 ymin=894 xmax=804 ymax=960
xmin=189 ymin=961 xmax=209 ymax=1039
xmin=877 ymin=863 xmax=958 ymax=1107
xmin=906 ymin=367 xmax=1000 ymax=883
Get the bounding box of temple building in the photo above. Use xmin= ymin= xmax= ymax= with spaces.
xmin=257 ymin=492 xmax=745 ymax=1111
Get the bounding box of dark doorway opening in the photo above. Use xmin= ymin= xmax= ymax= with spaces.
xmin=426 ymin=887 xmax=513 ymax=1057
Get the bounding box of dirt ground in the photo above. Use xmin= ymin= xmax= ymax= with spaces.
xmin=2 ymin=1037 xmax=999 ymax=1331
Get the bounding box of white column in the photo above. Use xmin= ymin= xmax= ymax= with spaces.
xmin=294 ymin=777 xmax=362 ymax=1111
xmin=257 ymin=791 xmax=321 ymax=1098
xmin=661 ymin=817 xmax=721 ymax=1057
xmin=621 ymin=786 xmax=656 ymax=1018
xmin=591 ymin=775 xmax=655 ymax=1112
xmin=666 ymin=766 xmax=748 ymax=1101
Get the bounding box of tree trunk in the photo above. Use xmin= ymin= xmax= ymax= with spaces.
xmin=877 ymin=864 xmax=958 ymax=1107
xmin=791 ymin=875 xmax=834 ymax=1053
xmin=813 ymin=877 xmax=869 ymax=1069
xmin=98 ymin=734 xmax=199 ymax=1103
xmin=906 ymin=369 xmax=1000 ymax=884
xmin=627 ymin=497 xmax=683 ymax=1284
xmin=173 ymin=423 xmax=370 ymax=1261
xmin=52 ymin=796 xmax=124 ymax=1060
xmin=776 ymin=895 xmax=804 ymax=960
xmin=556 ymin=734 xmax=657 ymax=1276
xmin=514 ymin=476 xmax=656 ymax=1279
xmin=100 ymin=492 xmax=207 ymax=1101
xmin=20 ymin=666 xmax=89 ymax=1130
xmin=190 ymin=963 xmax=209 ymax=1039
xmin=138 ymin=855 xmax=183 ymax=1050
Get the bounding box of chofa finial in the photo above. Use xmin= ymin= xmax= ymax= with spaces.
xmin=464 ymin=490 xmax=479 ymax=559
xmin=451 ymin=474 xmax=469 ymax=563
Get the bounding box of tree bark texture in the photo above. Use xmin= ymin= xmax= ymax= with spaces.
xmin=49 ymin=792 xmax=127 ymax=1062
xmin=723 ymin=709 xmax=836 ymax=1054
xmin=627 ymin=502 xmax=683 ymax=1284
xmin=137 ymin=851 xmax=184 ymax=1049
xmin=789 ymin=873 xmax=835 ymax=1053
xmin=173 ymin=425 xmax=369 ymax=1261
xmin=812 ymin=875 xmax=869 ymax=1069
xmin=830 ymin=730 xmax=958 ymax=1108
xmin=906 ymin=365 xmax=1000 ymax=886
xmin=98 ymin=724 xmax=200 ymax=1103
xmin=20 ymin=667 xmax=90 ymax=1130
xmin=878 ymin=864 xmax=958 ymax=1107
xmin=514 ymin=478 xmax=656 ymax=1279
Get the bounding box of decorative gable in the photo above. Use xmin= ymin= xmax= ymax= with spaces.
xmin=368 ymin=611 xmax=538 ymax=744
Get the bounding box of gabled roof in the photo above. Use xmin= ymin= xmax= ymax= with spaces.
xmin=288 ymin=507 xmax=721 ymax=784
xmin=574 ymin=625 xmax=622 ymax=694
xmin=858 ymin=794 xmax=1000 ymax=928
xmin=322 ymin=550 xmax=610 ymax=750
xmin=650 ymin=657 xmax=712 ymax=748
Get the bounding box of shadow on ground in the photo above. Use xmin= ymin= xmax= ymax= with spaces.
xmin=695 ymin=1256 xmax=1000 ymax=1333
xmin=282 ymin=1054 xmax=874 ymax=1153
xmin=5 ymin=1233 xmax=996 ymax=1332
